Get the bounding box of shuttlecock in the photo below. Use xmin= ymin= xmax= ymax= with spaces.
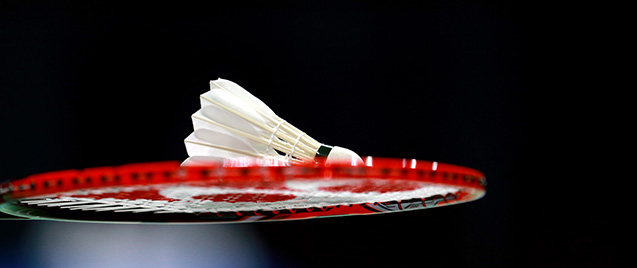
xmin=183 ymin=79 xmax=363 ymax=166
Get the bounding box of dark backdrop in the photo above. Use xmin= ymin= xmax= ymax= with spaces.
xmin=0 ymin=1 xmax=620 ymax=267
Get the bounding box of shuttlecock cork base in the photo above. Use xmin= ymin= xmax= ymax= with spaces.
xmin=183 ymin=79 xmax=363 ymax=166
xmin=315 ymin=145 xmax=363 ymax=165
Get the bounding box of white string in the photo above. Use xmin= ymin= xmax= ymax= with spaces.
xmin=267 ymin=120 xmax=286 ymax=153
xmin=289 ymin=132 xmax=306 ymax=160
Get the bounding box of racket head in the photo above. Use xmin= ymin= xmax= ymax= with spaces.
xmin=0 ymin=157 xmax=486 ymax=224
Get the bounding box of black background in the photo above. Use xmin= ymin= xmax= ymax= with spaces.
xmin=0 ymin=1 xmax=622 ymax=267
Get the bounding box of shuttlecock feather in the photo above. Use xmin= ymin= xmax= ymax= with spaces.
xmin=183 ymin=79 xmax=363 ymax=166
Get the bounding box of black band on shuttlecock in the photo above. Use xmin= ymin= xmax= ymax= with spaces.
xmin=316 ymin=144 xmax=334 ymax=157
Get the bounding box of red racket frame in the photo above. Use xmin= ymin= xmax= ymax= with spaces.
xmin=0 ymin=157 xmax=486 ymax=223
